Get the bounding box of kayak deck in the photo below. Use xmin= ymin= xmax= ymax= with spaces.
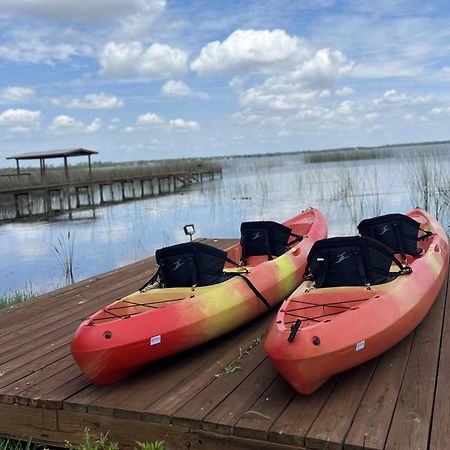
xmin=0 ymin=237 xmax=449 ymax=450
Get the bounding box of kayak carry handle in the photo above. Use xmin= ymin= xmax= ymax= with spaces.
xmin=288 ymin=319 xmax=302 ymax=342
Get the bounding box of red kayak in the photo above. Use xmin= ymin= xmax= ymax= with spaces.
xmin=265 ymin=209 xmax=448 ymax=395
xmin=72 ymin=208 xmax=327 ymax=384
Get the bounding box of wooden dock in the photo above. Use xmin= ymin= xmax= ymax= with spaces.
xmin=0 ymin=169 xmax=222 ymax=221
xmin=0 ymin=238 xmax=449 ymax=450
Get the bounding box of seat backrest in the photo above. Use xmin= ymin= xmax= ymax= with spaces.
xmin=357 ymin=213 xmax=422 ymax=258
xmin=155 ymin=242 xmax=227 ymax=288
xmin=307 ymin=236 xmax=397 ymax=288
xmin=240 ymin=220 xmax=292 ymax=262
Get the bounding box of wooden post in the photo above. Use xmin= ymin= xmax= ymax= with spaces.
xmin=15 ymin=159 xmax=20 ymax=175
xmin=64 ymin=156 xmax=69 ymax=180
xmin=88 ymin=155 xmax=92 ymax=178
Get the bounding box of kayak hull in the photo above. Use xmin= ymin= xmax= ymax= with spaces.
xmin=264 ymin=209 xmax=449 ymax=395
xmin=71 ymin=208 xmax=327 ymax=384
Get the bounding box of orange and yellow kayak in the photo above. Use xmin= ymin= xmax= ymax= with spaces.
xmin=264 ymin=209 xmax=448 ymax=395
xmin=71 ymin=208 xmax=327 ymax=385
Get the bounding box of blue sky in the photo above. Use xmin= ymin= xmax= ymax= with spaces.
xmin=0 ymin=0 xmax=450 ymax=166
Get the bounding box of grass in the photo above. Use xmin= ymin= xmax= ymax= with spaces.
xmin=215 ymin=336 xmax=261 ymax=378
xmin=0 ymin=284 xmax=37 ymax=310
xmin=0 ymin=429 xmax=165 ymax=450
xmin=53 ymin=230 xmax=75 ymax=284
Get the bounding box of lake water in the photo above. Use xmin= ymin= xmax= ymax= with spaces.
xmin=1 ymin=144 xmax=449 ymax=296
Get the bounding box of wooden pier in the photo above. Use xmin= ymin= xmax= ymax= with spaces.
xmin=0 ymin=238 xmax=449 ymax=449
xmin=0 ymin=169 xmax=222 ymax=221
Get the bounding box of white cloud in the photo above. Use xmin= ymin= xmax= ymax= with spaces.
xmin=119 ymin=0 xmax=166 ymax=38
xmin=335 ymin=86 xmax=354 ymax=96
xmin=0 ymin=108 xmax=41 ymax=132
xmin=48 ymin=115 xmax=101 ymax=135
xmin=374 ymin=89 xmax=436 ymax=106
xmin=161 ymin=80 xmax=191 ymax=97
xmin=137 ymin=112 xmax=164 ymax=126
xmin=0 ymin=0 xmax=166 ymax=22
xmin=131 ymin=112 xmax=199 ymax=132
xmin=52 ymin=93 xmax=124 ymax=109
xmin=161 ymin=80 xmax=209 ymax=99
xmin=85 ymin=118 xmax=102 ymax=133
xmin=0 ymin=36 xmax=79 ymax=64
xmin=99 ymin=41 xmax=188 ymax=79
xmin=0 ymin=86 xmax=35 ymax=103
xmin=191 ymin=29 xmax=312 ymax=76
xmin=237 ymin=49 xmax=353 ymax=111
xmin=169 ymin=118 xmax=200 ymax=131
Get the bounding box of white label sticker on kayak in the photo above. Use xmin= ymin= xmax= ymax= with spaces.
xmin=150 ymin=335 xmax=161 ymax=346
xmin=356 ymin=340 xmax=365 ymax=351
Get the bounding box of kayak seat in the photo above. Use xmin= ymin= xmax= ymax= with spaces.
xmin=357 ymin=213 xmax=431 ymax=260
xmin=306 ymin=236 xmax=406 ymax=288
xmin=141 ymin=242 xmax=234 ymax=289
xmin=240 ymin=220 xmax=302 ymax=265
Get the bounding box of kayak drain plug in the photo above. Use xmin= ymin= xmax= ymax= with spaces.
xmin=288 ymin=319 xmax=302 ymax=342
xmin=104 ymin=331 xmax=112 ymax=340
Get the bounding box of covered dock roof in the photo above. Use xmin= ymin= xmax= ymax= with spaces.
xmin=6 ymin=148 xmax=98 ymax=178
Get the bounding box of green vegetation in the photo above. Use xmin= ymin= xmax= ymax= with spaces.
xmin=0 ymin=284 xmax=37 ymax=310
xmin=0 ymin=429 xmax=165 ymax=450
xmin=53 ymin=230 xmax=75 ymax=284
xmin=0 ymin=438 xmax=38 ymax=450
xmin=65 ymin=429 xmax=165 ymax=450
xmin=215 ymin=336 xmax=261 ymax=377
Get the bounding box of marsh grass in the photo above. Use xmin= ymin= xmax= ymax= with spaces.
xmin=0 ymin=283 xmax=37 ymax=310
xmin=53 ymin=230 xmax=75 ymax=284
xmin=404 ymin=151 xmax=450 ymax=224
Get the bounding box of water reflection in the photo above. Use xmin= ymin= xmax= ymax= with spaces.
xmin=1 ymin=146 xmax=449 ymax=295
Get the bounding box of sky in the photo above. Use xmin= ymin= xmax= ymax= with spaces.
xmin=0 ymin=0 xmax=450 ymax=166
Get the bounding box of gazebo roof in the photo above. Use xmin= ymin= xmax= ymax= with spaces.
xmin=6 ymin=148 xmax=98 ymax=161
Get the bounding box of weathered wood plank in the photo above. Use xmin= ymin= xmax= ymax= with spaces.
xmin=305 ymin=359 xmax=378 ymax=450
xmin=429 ymin=274 xmax=450 ymax=450
xmin=0 ymin=403 xmax=59 ymax=443
xmin=202 ymin=358 xmax=278 ymax=435
xmin=60 ymin=408 xmax=191 ymax=450
xmin=189 ymin=429 xmax=305 ymax=450
xmin=384 ymin=276 xmax=446 ymax=450
xmin=268 ymin=378 xmax=337 ymax=448
xmin=233 ymin=376 xmax=296 ymax=441
xmin=144 ymin=314 xmax=273 ymax=426
xmin=344 ymin=333 xmax=414 ymax=450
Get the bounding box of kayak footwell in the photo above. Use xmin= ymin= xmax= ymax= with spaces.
xmin=0 ymin=237 xmax=449 ymax=450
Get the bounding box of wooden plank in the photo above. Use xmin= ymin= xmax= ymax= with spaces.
xmin=0 ymin=256 xmax=153 ymax=325
xmin=268 ymin=378 xmax=337 ymax=448
xmin=202 ymin=358 xmax=279 ymax=435
xmin=1 ymin=354 xmax=75 ymax=405
xmin=233 ymin=376 xmax=296 ymax=441
xmin=85 ymin=319 xmax=261 ymax=419
xmin=344 ymin=333 xmax=414 ymax=450
xmin=58 ymin=409 xmax=191 ymax=450
xmin=0 ymin=262 xmax=153 ymax=340
xmin=385 ymin=275 xmax=446 ymax=450
xmin=0 ymin=403 xmax=59 ymax=443
xmin=0 ymin=338 xmax=70 ymax=391
xmin=305 ymin=359 xmax=378 ymax=450
xmin=189 ymin=429 xmax=305 ymax=450
xmin=146 ymin=314 xmax=273 ymax=427
xmin=37 ymin=371 xmax=90 ymax=410
xmin=430 ymin=274 xmax=450 ymax=449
